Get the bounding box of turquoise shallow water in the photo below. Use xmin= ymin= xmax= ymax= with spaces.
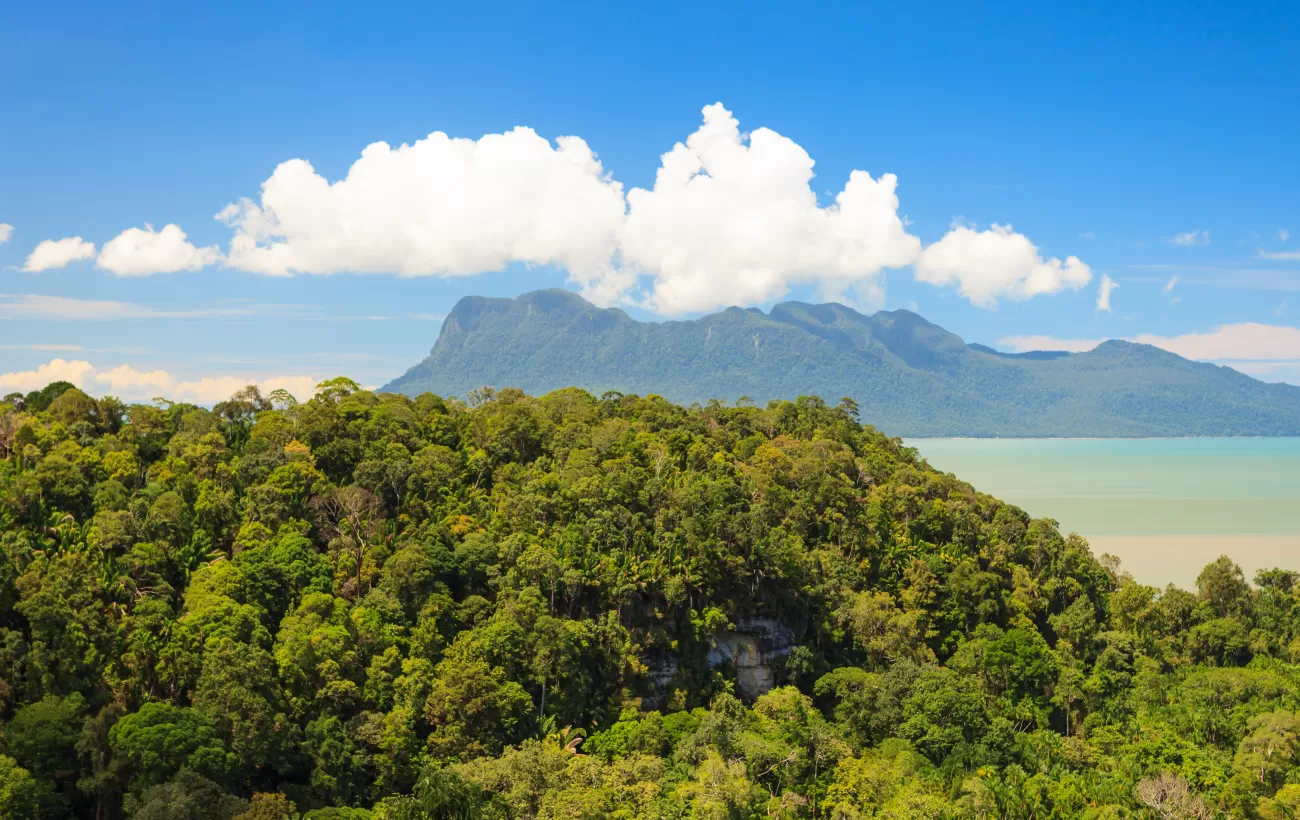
xmin=906 ymin=438 xmax=1300 ymax=537
xmin=907 ymin=438 xmax=1300 ymax=587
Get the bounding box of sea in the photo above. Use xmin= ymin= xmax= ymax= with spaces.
xmin=906 ymin=438 xmax=1300 ymax=590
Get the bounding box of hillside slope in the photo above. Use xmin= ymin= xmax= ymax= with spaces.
xmin=383 ymin=289 xmax=1300 ymax=437
xmin=6 ymin=382 xmax=1300 ymax=816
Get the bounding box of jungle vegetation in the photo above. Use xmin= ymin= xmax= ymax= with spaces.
xmin=1 ymin=379 xmax=1299 ymax=819
xmin=383 ymin=289 xmax=1300 ymax=438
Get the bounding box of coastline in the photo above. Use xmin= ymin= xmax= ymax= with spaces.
xmin=905 ymin=436 xmax=1300 ymax=441
xmin=1087 ymin=534 xmax=1300 ymax=591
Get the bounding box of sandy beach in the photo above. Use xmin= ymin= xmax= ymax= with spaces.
xmin=1086 ymin=534 xmax=1300 ymax=590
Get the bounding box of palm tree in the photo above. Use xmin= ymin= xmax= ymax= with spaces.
xmin=539 ymin=715 xmax=586 ymax=755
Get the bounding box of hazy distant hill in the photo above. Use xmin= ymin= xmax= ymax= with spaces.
xmin=382 ymin=289 xmax=1300 ymax=437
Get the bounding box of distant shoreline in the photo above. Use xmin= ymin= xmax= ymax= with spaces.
xmin=905 ymin=435 xmax=1300 ymax=441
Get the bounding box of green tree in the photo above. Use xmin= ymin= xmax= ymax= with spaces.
xmin=1236 ymin=711 xmax=1300 ymax=793
xmin=109 ymin=702 xmax=239 ymax=791
xmin=126 ymin=770 xmax=248 ymax=820
xmin=424 ymin=657 xmax=533 ymax=761
xmin=0 ymin=753 xmax=41 ymax=818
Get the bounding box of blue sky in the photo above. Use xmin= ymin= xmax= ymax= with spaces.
xmin=2 ymin=0 xmax=1298 ymax=401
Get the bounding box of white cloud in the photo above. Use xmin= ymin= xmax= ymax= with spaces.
xmin=217 ymin=125 xmax=626 ymax=295
xmin=0 ymin=294 xmax=258 ymax=321
xmin=619 ymin=103 xmax=921 ymax=313
xmin=999 ymin=322 xmax=1300 ymax=370
xmin=997 ymin=334 xmax=1102 ymax=353
xmin=0 ymin=358 xmax=318 ymax=405
xmin=0 ymin=344 xmax=85 ymax=352
xmin=913 ymin=222 xmax=1092 ymax=307
xmin=1281 ymin=229 xmax=1291 ymax=243
xmin=1128 ymin=322 xmax=1300 ymax=361
xmin=0 ymin=224 xmax=12 ymax=246
xmin=1259 ymin=249 xmax=1300 ymax=261
xmin=1078 ymin=231 xmax=1095 ymax=240
xmin=1096 ymin=274 xmax=1118 ymax=312
xmin=1168 ymin=230 xmax=1210 ymax=247
xmin=23 ymin=237 xmax=97 ymax=271
xmin=35 ymin=103 xmax=1090 ymax=314
xmin=96 ymin=223 xmax=223 ymax=276
xmin=0 ymin=294 xmax=411 ymax=322
xmin=1162 ymin=275 xmax=1179 ymax=294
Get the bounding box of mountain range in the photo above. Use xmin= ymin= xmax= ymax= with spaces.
xmin=381 ymin=289 xmax=1300 ymax=437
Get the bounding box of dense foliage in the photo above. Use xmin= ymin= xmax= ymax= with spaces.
xmin=3 ymin=379 xmax=1300 ymax=819
xmin=384 ymin=288 xmax=1300 ymax=437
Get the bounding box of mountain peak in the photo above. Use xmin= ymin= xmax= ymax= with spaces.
xmin=441 ymin=289 xmax=630 ymax=340
xmin=385 ymin=291 xmax=1300 ymax=437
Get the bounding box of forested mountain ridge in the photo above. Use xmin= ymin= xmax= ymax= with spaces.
xmin=383 ymin=289 xmax=1300 ymax=437
xmin=4 ymin=380 xmax=1300 ymax=817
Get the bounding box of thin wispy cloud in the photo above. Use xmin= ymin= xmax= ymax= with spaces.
xmin=1161 ymin=274 xmax=1181 ymax=303
xmin=0 ymin=294 xmax=413 ymax=323
xmin=0 ymin=224 xmax=12 ymax=246
xmin=0 ymin=343 xmax=154 ymax=355
xmin=0 ymin=294 xmax=259 ymax=321
xmin=0 ymin=343 xmax=85 ymax=352
xmin=1167 ymin=230 xmax=1211 ymax=247
xmin=1259 ymin=250 xmax=1300 ymax=261
xmin=1281 ymin=229 xmax=1291 ymax=243
xmin=1078 ymin=231 xmax=1096 ymax=240
xmin=312 ymin=313 xmax=447 ymax=322
xmin=1128 ymin=264 xmax=1300 ymax=292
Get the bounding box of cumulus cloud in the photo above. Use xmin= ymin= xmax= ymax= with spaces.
xmin=1168 ymin=230 xmax=1211 ymax=247
xmin=913 ymin=222 xmax=1092 ymax=307
xmin=216 ymin=126 xmax=626 ymax=296
xmin=213 ymin=103 xmax=1085 ymax=311
xmin=23 ymin=237 xmax=97 ymax=272
xmin=0 ymin=224 xmax=12 ymax=245
xmin=0 ymin=358 xmax=318 ymax=405
xmin=1096 ymin=274 xmax=1118 ymax=312
xmin=36 ymin=103 xmax=1091 ymax=313
xmin=620 ymin=103 xmax=921 ymax=313
xmin=97 ymin=224 xmax=223 ymax=276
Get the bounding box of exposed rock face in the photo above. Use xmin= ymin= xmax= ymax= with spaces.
xmin=707 ymin=617 xmax=798 ymax=700
xmin=643 ymin=617 xmax=798 ymax=706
